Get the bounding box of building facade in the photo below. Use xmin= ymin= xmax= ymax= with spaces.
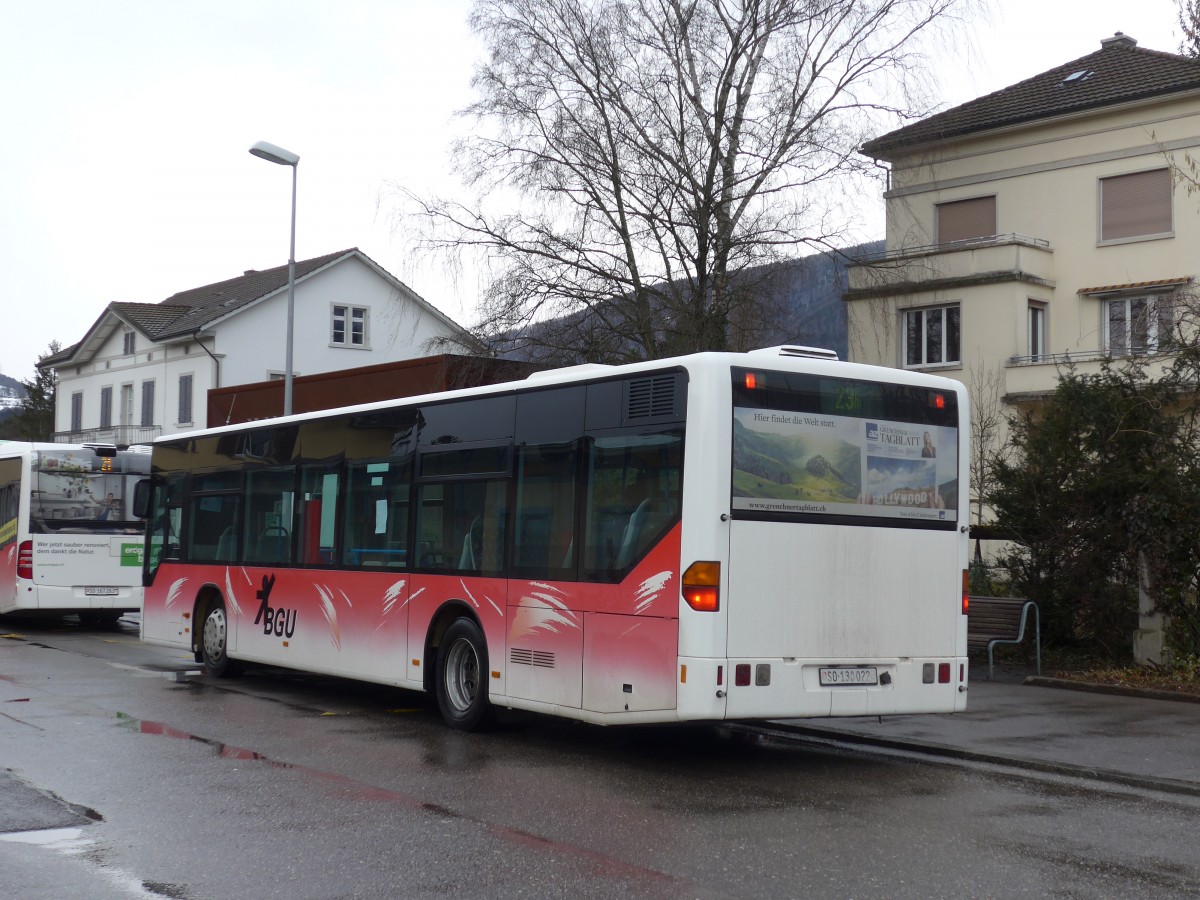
xmin=846 ymin=33 xmax=1200 ymax=410
xmin=42 ymin=249 xmax=474 ymax=441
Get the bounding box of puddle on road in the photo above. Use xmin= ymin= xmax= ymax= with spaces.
xmin=1 ymin=826 xmax=188 ymax=899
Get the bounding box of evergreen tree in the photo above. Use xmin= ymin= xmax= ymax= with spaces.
xmin=12 ymin=342 xmax=60 ymax=442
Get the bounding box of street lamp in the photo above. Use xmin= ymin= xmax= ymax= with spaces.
xmin=249 ymin=140 xmax=300 ymax=416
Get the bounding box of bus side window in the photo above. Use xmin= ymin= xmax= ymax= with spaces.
xmin=513 ymin=441 xmax=578 ymax=579
xmin=299 ymin=465 xmax=340 ymax=565
xmin=583 ymin=431 xmax=682 ymax=579
xmin=342 ymin=459 xmax=410 ymax=568
xmin=243 ymin=469 xmax=295 ymax=566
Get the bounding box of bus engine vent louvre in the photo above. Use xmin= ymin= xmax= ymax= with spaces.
xmin=509 ymin=648 xmax=555 ymax=668
xmin=625 ymin=375 xmax=676 ymax=420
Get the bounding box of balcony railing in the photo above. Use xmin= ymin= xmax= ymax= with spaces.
xmin=850 ymin=233 xmax=1051 ymax=264
xmin=53 ymin=425 xmax=162 ymax=447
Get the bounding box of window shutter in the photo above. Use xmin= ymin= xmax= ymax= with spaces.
xmin=141 ymin=380 xmax=155 ymax=427
xmin=936 ymin=196 xmax=996 ymax=243
xmin=1101 ymin=169 xmax=1172 ymax=241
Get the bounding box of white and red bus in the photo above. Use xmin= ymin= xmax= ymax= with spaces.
xmin=140 ymin=348 xmax=969 ymax=729
xmin=1 ymin=441 xmax=150 ymax=624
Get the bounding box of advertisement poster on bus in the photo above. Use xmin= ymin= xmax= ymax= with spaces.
xmin=731 ymin=407 xmax=958 ymax=523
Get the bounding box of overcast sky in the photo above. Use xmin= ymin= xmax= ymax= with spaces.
xmin=0 ymin=0 xmax=1185 ymax=381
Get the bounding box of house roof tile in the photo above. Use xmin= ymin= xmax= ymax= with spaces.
xmin=863 ymin=34 xmax=1200 ymax=158
xmin=150 ymin=248 xmax=353 ymax=339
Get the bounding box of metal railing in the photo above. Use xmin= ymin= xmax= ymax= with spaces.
xmin=850 ymin=233 xmax=1051 ymax=263
xmin=53 ymin=425 xmax=162 ymax=447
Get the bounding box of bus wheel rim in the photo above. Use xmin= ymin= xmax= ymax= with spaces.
xmin=445 ymin=638 xmax=478 ymax=712
xmin=204 ymin=608 xmax=227 ymax=661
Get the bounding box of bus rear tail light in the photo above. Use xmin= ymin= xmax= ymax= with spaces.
xmin=17 ymin=540 xmax=33 ymax=580
xmin=682 ymin=561 xmax=720 ymax=612
xmin=938 ymin=662 xmax=951 ymax=684
xmin=962 ymin=569 xmax=969 ymax=615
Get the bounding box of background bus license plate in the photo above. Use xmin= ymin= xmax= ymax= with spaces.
xmin=820 ymin=666 xmax=878 ymax=686
xmin=84 ymin=587 xmax=119 ymax=596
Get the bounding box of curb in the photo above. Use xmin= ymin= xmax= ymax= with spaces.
xmin=1023 ymin=675 xmax=1200 ymax=704
xmin=754 ymin=721 xmax=1200 ymax=799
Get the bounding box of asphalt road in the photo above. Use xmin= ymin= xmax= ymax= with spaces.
xmin=2 ymin=615 xmax=1198 ymax=899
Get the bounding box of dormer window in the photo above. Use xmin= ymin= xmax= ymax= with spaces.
xmin=123 ymin=332 xmax=136 ymax=355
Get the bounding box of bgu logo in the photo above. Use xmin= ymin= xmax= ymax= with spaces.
xmin=253 ymin=574 xmax=297 ymax=638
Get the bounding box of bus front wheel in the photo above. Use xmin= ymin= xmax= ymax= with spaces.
xmin=201 ymin=602 xmax=241 ymax=678
xmin=435 ymin=618 xmax=490 ymax=731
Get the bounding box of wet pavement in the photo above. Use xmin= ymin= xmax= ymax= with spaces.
xmin=771 ymin=669 xmax=1200 ymax=795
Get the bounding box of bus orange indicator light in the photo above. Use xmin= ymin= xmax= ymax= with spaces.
xmin=682 ymin=561 xmax=720 ymax=612
xmin=680 ymin=664 xmax=687 ymax=684
xmin=491 ymin=670 xmax=501 ymax=679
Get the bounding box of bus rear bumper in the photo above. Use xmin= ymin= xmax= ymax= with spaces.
xmin=679 ymin=655 xmax=968 ymax=721
xmin=19 ymin=583 xmax=142 ymax=613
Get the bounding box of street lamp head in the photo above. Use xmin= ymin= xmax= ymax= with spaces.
xmin=249 ymin=140 xmax=299 ymax=167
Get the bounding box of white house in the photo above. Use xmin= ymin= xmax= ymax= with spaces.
xmin=41 ymin=248 xmax=474 ymax=441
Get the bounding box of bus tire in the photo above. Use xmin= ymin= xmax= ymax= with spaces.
xmin=78 ymin=610 xmax=122 ymax=629
xmin=201 ymin=601 xmax=241 ymax=678
xmin=435 ymin=618 xmax=491 ymax=731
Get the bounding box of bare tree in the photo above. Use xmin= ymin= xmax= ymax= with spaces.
xmin=406 ymin=0 xmax=970 ymax=362
xmin=966 ymin=357 xmax=1005 ymax=558
xmin=1180 ymin=0 xmax=1200 ymax=57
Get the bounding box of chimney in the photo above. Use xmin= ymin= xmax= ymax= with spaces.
xmin=1100 ymin=32 xmax=1137 ymax=50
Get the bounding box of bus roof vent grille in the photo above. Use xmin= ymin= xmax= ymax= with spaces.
xmin=626 ymin=374 xmax=677 ymax=419
xmin=750 ymin=344 xmax=839 ymax=361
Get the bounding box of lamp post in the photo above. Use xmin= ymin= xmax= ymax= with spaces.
xmin=249 ymin=140 xmax=300 ymax=416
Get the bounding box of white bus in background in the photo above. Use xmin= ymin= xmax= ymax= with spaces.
xmin=0 ymin=442 xmax=150 ymax=625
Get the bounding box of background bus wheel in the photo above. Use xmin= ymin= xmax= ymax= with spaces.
xmin=201 ymin=602 xmax=241 ymax=678
xmin=436 ymin=618 xmax=491 ymax=731
xmin=78 ymin=610 xmax=122 ymax=629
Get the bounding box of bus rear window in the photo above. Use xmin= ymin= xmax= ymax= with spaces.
xmin=730 ymin=368 xmax=958 ymax=527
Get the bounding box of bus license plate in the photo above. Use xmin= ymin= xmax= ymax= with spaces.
xmin=820 ymin=666 xmax=878 ymax=686
xmin=84 ymin=586 xmax=119 ymax=596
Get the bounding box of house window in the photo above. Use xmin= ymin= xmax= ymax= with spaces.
xmin=121 ymin=384 xmax=134 ymax=427
xmin=71 ymin=392 xmax=83 ymax=432
xmin=936 ymin=196 xmax=996 ymax=244
xmin=178 ymin=374 xmax=193 ymax=425
xmin=123 ymin=332 xmax=136 ymax=355
xmin=100 ymin=386 xmax=113 ymax=429
xmin=141 ymin=380 xmax=155 ymax=427
xmin=904 ymin=305 xmax=961 ymax=368
xmin=1028 ymin=303 xmax=1046 ymax=362
xmin=331 ymin=304 xmax=368 ymax=347
xmin=1099 ymin=168 xmax=1172 ymax=242
xmin=1106 ymin=295 xmax=1174 ymax=355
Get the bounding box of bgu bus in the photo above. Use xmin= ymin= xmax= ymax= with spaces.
xmin=1 ymin=442 xmax=151 ymax=624
xmin=140 ymin=347 xmax=969 ymax=730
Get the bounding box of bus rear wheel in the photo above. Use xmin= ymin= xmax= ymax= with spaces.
xmin=435 ymin=618 xmax=490 ymax=731
xmin=201 ymin=601 xmax=241 ymax=678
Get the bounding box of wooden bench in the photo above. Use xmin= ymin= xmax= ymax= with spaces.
xmin=967 ymin=596 xmax=1041 ymax=680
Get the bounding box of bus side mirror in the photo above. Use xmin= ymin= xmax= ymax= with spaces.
xmin=132 ymin=479 xmax=152 ymax=519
